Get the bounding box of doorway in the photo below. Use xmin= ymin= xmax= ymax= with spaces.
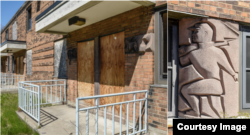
xmin=77 ymin=31 xmax=125 ymax=115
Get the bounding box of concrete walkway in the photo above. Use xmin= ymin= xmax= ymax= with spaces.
xmin=16 ymin=105 xmax=135 ymax=135
xmin=1 ymin=88 xmax=18 ymax=93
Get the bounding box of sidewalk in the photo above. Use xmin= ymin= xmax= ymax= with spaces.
xmin=16 ymin=105 xmax=135 ymax=135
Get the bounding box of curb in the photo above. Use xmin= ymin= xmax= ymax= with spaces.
xmin=15 ymin=111 xmax=40 ymax=134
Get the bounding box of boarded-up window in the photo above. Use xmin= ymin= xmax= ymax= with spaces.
xmin=12 ymin=56 xmax=14 ymax=73
xmin=12 ymin=21 xmax=17 ymax=40
xmin=54 ymin=39 xmax=67 ymax=78
xmin=17 ymin=57 xmax=20 ymax=74
xmin=8 ymin=56 xmax=10 ymax=71
xmin=2 ymin=61 xmax=6 ymax=72
xmin=27 ymin=50 xmax=32 ymax=75
xmin=5 ymin=29 xmax=8 ymax=40
xmin=20 ymin=56 xmax=23 ymax=74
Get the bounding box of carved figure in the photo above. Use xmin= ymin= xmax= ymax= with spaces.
xmin=67 ymin=48 xmax=77 ymax=65
xmin=124 ymin=33 xmax=154 ymax=54
xmin=179 ymin=22 xmax=238 ymax=118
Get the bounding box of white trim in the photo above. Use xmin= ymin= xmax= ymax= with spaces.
xmin=36 ymin=0 xmax=68 ymax=22
xmin=0 ymin=42 xmax=26 ymax=53
xmin=0 ymin=53 xmax=8 ymax=57
xmin=150 ymin=84 xmax=167 ymax=88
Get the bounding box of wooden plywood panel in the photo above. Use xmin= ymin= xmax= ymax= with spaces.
xmin=78 ymin=40 xmax=95 ymax=106
xmin=100 ymin=32 xmax=125 ymax=115
xmin=20 ymin=56 xmax=23 ymax=75
xmin=17 ymin=57 xmax=19 ymax=74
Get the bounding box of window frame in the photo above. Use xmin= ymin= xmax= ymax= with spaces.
xmin=154 ymin=9 xmax=168 ymax=85
xmin=154 ymin=8 xmax=179 ymax=118
xmin=27 ymin=6 xmax=32 ymax=31
xmin=241 ymin=26 xmax=250 ymax=109
xmin=160 ymin=12 xmax=167 ymax=79
xmin=37 ymin=1 xmax=40 ymax=12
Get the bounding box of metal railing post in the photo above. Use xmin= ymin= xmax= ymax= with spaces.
xmin=64 ymin=80 xmax=66 ymax=103
xmin=75 ymin=90 xmax=148 ymax=135
xmin=95 ymin=98 xmax=98 ymax=135
xmin=38 ymin=86 xmax=40 ymax=126
xmin=145 ymin=91 xmax=148 ymax=133
xmin=18 ymin=82 xmax=20 ymax=107
xmin=133 ymin=93 xmax=136 ymax=134
xmin=76 ymin=98 xmax=79 ymax=135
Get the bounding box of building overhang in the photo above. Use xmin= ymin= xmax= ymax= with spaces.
xmin=35 ymin=0 xmax=155 ymax=35
xmin=0 ymin=40 xmax=26 ymax=53
xmin=1 ymin=53 xmax=8 ymax=57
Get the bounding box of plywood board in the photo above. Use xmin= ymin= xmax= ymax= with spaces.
xmin=100 ymin=32 xmax=125 ymax=115
xmin=77 ymin=40 xmax=95 ymax=106
xmin=2 ymin=61 xmax=5 ymax=72
xmin=20 ymin=56 xmax=23 ymax=75
xmin=17 ymin=57 xmax=19 ymax=74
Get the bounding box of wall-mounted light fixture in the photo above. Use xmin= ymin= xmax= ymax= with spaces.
xmin=6 ymin=49 xmax=12 ymax=53
xmin=68 ymin=16 xmax=86 ymax=26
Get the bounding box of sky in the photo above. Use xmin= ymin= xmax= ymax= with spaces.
xmin=1 ymin=1 xmax=25 ymax=29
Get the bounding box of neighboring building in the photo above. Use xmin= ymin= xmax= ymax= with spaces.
xmin=1 ymin=1 xmax=168 ymax=135
xmin=166 ymin=1 xmax=250 ymax=135
xmin=1 ymin=1 xmax=63 ymax=79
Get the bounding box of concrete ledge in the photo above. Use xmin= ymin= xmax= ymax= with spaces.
xmin=150 ymin=84 xmax=167 ymax=88
xmin=148 ymin=125 xmax=168 ymax=135
xmin=16 ymin=111 xmax=39 ymax=133
xmin=1 ymin=89 xmax=18 ymax=93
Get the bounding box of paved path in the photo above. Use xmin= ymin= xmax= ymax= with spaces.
xmin=16 ymin=105 xmax=135 ymax=135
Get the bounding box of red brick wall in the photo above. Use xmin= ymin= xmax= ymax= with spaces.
xmin=24 ymin=1 xmax=63 ymax=80
xmin=148 ymin=87 xmax=168 ymax=132
xmin=1 ymin=1 xmax=62 ymax=80
xmin=156 ymin=0 xmax=167 ymax=6
xmin=168 ymin=0 xmax=250 ymax=23
xmin=66 ymin=5 xmax=155 ymax=103
xmin=66 ymin=4 xmax=168 ymax=133
xmin=1 ymin=4 xmax=27 ymax=42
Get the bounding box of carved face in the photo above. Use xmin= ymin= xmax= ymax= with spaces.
xmin=192 ymin=24 xmax=202 ymax=43
xmin=190 ymin=23 xmax=213 ymax=43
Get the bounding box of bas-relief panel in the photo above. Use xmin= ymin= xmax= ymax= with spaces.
xmin=26 ymin=50 xmax=32 ymax=75
xmin=12 ymin=21 xmax=17 ymax=40
xmin=178 ymin=18 xmax=239 ymax=118
xmin=54 ymin=39 xmax=67 ymax=78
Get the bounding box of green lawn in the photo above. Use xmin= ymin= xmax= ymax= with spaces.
xmin=1 ymin=93 xmax=39 ymax=135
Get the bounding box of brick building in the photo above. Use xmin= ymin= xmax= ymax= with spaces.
xmin=1 ymin=1 xmax=63 ymax=80
xmin=1 ymin=1 xmax=168 ymax=134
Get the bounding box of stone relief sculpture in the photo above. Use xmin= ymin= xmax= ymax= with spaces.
xmin=178 ymin=18 xmax=239 ymax=118
xmin=125 ymin=33 xmax=154 ymax=54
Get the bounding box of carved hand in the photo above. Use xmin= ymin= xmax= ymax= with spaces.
xmin=233 ymin=74 xmax=238 ymax=81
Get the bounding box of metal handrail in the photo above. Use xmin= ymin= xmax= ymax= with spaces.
xmin=76 ymin=90 xmax=148 ymax=135
xmin=18 ymin=79 xmax=66 ymax=126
